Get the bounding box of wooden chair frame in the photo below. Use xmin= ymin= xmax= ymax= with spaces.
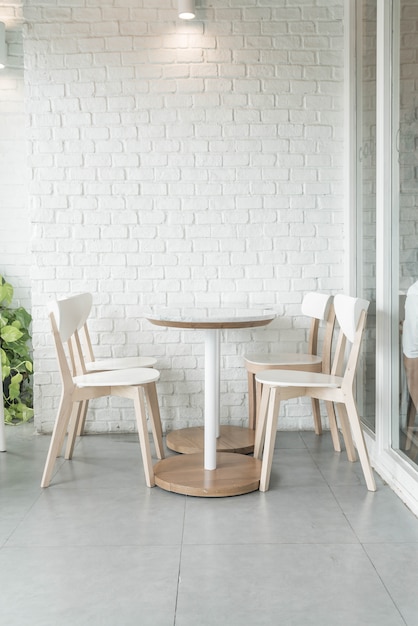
xmin=66 ymin=293 xmax=157 ymax=439
xmin=254 ymin=295 xmax=376 ymax=493
xmin=245 ymin=293 xmax=340 ymax=450
xmin=41 ymin=295 xmax=164 ymax=489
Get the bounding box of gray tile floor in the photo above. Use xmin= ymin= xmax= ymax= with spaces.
xmin=1 ymin=423 xmax=418 ymax=626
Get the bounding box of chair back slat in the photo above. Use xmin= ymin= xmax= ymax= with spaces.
xmin=302 ymin=292 xmax=335 ymax=370
xmin=49 ymin=310 xmax=73 ymax=389
xmin=301 ymin=292 xmax=335 ymax=374
xmin=307 ymin=317 xmax=320 ymax=355
xmin=321 ymin=302 xmax=335 ymax=374
xmin=81 ymin=323 xmax=95 ymax=363
xmin=67 ymin=334 xmax=78 ymax=377
xmin=48 ymin=293 xmax=93 ymax=386
xmin=343 ymin=309 xmax=368 ymax=386
xmin=70 ymin=329 xmax=88 ymax=375
xmin=331 ymin=329 xmax=347 ymax=377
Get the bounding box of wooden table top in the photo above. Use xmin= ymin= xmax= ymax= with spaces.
xmin=146 ymin=306 xmax=276 ymax=330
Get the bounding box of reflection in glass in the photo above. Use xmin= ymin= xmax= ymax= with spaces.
xmin=397 ymin=1 xmax=418 ymax=465
xmin=357 ymin=0 xmax=377 ymax=431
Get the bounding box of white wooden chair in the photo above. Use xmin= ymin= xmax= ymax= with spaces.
xmin=244 ymin=293 xmax=341 ymax=450
xmin=254 ymin=294 xmax=376 ymax=493
xmin=69 ymin=293 xmax=157 ymax=438
xmin=41 ymin=293 xmax=164 ymax=488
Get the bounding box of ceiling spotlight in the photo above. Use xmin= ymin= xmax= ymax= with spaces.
xmin=178 ymin=0 xmax=195 ymax=20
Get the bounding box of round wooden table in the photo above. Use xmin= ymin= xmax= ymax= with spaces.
xmin=147 ymin=306 xmax=275 ymax=496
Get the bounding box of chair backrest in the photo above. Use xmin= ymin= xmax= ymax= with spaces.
xmin=300 ymin=292 xmax=335 ymax=373
xmin=50 ymin=292 xmax=98 ymax=366
xmin=301 ymin=292 xmax=332 ymax=321
xmin=48 ymin=293 xmax=93 ymax=382
xmin=332 ymin=294 xmax=370 ymax=385
xmin=48 ymin=293 xmax=93 ymax=343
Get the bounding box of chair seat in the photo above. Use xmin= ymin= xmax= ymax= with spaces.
xmin=74 ymin=367 xmax=160 ymax=388
xmin=255 ymin=369 xmax=342 ymax=388
xmin=85 ymin=356 xmax=157 ymax=372
xmin=245 ymin=353 xmax=322 ymax=367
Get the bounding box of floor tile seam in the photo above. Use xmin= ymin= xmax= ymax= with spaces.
xmin=325 ymin=481 xmax=371 ymax=544
xmin=174 ymin=498 xmax=188 ymax=626
xmin=0 ymin=542 xmax=184 ymax=550
xmin=362 ymin=540 xmax=418 ymax=545
xmin=304 ymin=443 xmax=349 ymax=504
xmin=1 ymin=485 xmax=47 ymax=549
xmin=308 ymin=458 xmax=374 ymax=546
xmin=360 ymin=542 xmax=409 ymax=626
xmin=46 ymin=456 xmax=68 ymax=487
xmin=180 ymin=540 xmax=361 ymax=547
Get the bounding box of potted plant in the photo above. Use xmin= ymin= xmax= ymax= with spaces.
xmin=0 ymin=275 xmax=34 ymax=423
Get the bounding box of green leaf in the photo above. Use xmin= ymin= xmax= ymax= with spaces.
xmin=0 ymin=278 xmax=13 ymax=307
xmin=0 ymin=276 xmax=33 ymax=423
xmin=0 ymin=347 xmax=8 ymax=366
xmin=13 ymin=307 xmax=32 ymax=330
xmin=8 ymin=373 xmax=23 ymax=400
xmin=0 ymin=325 xmax=24 ymax=343
xmin=13 ymin=402 xmax=34 ymax=421
xmin=3 ymin=402 xmax=34 ymax=423
xmin=3 ymin=406 xmax=13 ymax=424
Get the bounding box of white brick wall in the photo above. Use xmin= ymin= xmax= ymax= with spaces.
xmin=23 ymin=0 xmax=345 ymax=434
xmin=0 ymin=2 xmax=30 ymax=310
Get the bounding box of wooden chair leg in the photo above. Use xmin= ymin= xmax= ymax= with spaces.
xmin=76 ymin=400 xmax=89 ymax=436
xmin=65 ymin=402 xmax=83 ymax=460
xmin=247 ymin=370 xmax=256 ymax=430
xmin=133 ymin=387 xmax=155 ymax=488
xmin=311 ymin=398 xmax=323 ymax=436
xmin=335 ymin=402 xmax=356 ymax=462
xmin=254 ymin=384 xmax=270 ymax=459
xmin=259 ymin=387 xmax=281 ymax=492
xmin=255 ymin=380 xmax=263 ymax=428
xmin=143 ymin=382 xmax=164 ymax=460
xmin=41 ymin=395 xmax=73 ymax=488
xmin=344 ymin=395 xmax=376 ymax=492
xmin=326 ymin=400 xmax=342 ymax=453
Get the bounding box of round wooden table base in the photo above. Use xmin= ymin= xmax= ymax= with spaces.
xmin=154 ymin=452 xmax=261 ymax=497
xmin=166 ymin=425 xmax=255 ymax=455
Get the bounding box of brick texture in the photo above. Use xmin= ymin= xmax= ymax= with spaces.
xmin=21 ymin=0 xmax=345 ymax=433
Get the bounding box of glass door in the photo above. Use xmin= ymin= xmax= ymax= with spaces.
xmin=349 ymin=0 xmax=418 ymax=514
xmin=395 ymin=0 xmax=418 ymax=465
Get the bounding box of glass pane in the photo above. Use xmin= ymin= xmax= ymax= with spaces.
xmin=357 ymin=0 xmax=377 ymax=431
xmin=397 ymin=0 xmax=418 ymax=462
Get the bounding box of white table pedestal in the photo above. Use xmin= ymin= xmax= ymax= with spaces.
xmin=166 ymin=326 xmax=256 ymax=457
xmin=204 ymin=328 xmax=219 ymax=470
